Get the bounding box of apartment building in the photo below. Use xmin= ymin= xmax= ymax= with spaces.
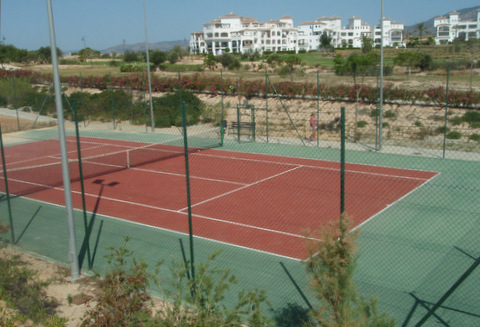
xmin=190 ymin=13 xmax=404 ymax=55
xmin=190 ymin=12 xmax=298 ymax=55
xmin=434 ymin=10 xmax=480 ymax=44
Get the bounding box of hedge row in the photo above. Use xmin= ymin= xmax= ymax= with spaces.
xmin=1 ymin=69 xmax=479 ymax=108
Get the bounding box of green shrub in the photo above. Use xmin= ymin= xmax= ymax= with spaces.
xmin=450 ymin=116 xmax=463 ymax=126
xmin=462 ymin=111 xmax=480 ymax=128
xmin=357 ymin=120 xmax=368 ymax=128
xmin=82 ymin=238 xmax=272 ymax=327
xmin=469 ymin=133 xmax=480 ymax=142
xmin=435 ymin=126 xmax=450 ymax=134
xmin=414 ymin=120 xmax=423 ymax=127
xmin=306 ymin=216 xmax=395 ymax=327
xmin=151 ymin=91 xmax=204 ymax=128
xmin=384 ymin=110 xmax=397 ymax=119
xmin=0 ymin=232 xmax=65 ymax=325
xmin=120 ymin=62 xmax=151 ymax=72
xmin=446 ymin=131 xmax=462 ymax=139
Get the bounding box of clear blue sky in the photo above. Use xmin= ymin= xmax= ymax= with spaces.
xmin=1 ymin=0 xmax=479 ymax=52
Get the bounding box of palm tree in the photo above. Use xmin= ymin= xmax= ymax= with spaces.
xmin=415 ymin=23 xmax=426 ymax=46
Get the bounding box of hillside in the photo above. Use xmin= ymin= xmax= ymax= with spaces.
xmin=404 ymin=5 xmax=480 ymax=35
xmin=101 ymin=40 xmax=186 ymax=54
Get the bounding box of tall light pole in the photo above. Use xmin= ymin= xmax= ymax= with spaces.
xmin=46 ymin=0 xmax=80 ymax=280
xmin=143 ymin=0 xmax=155 ymax=132
xmin=378 ymin=0 xmax=384 ymax=150
xmin=0 ymin=0 xmax=2 ymax=45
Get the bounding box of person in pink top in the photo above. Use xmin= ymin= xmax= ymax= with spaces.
xmin=308 ymin=113 xmax=318 ymax=143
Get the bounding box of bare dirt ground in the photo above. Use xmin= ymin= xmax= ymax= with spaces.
xmin=0 ymin=246 xmax=96 ymax=326
xmin=0 ymin=246 xmax=167 ymax=327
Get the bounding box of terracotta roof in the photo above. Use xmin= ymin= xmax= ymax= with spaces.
xmin=241 ymin=17 xmax=258 ymax=23
xmin=203 ymin=19 xmax=220 ymax=25
xmin=220 ymin=12 xmax=241 ymax=18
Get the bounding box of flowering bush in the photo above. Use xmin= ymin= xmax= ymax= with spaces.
xmin=1 ymin=69 xmax=479 ymax=108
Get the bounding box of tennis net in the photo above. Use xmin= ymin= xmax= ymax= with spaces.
xmin=0 ymin=126 xmax=221 ymax=197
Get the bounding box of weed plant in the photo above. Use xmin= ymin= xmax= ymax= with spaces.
xmin=304 ymin=216 xmax=395 ymax=327
xmin=0 ymin=223 xmax=67 ymax=326
xmin=81 ymin=238 xmax=272 ymax=326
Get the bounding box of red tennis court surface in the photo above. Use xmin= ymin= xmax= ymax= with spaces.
xmin=1 ymin=137 xmax=438 ymax=260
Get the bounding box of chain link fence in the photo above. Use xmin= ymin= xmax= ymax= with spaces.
xmin=0 ymin=70 xmax=479 ymax=326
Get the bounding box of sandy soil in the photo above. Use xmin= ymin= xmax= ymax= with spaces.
xmin=0 ymin=246 xmax=167 ymax=327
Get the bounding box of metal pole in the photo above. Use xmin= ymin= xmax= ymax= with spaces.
xmin=221 ymin=71 xmax=224 ymax=145
xmin=316 ymin=70 xmax=320 ymax=146
xmin=265 ymin=68 xmax=269 ymax=143
xmin=12 ymin=75 xmax=20 ymax=132
xmin=340 ymin=107 xmax=345 ymax=215
xmin=378 ymin=0 xmax=384 ymax=150
xmin=442 ymin=68 xmax=450 ymax=159
xmin=109 ymin=73 xmax=116 ymax=130
xmin=143 ymin=0 xmax=155 ymax=132
xmin=0 ymin=124 xmax=15 ymax=243
xmin=181 ymin=101 xmax=196 ymax=287
xmin=46 ymin=0 xmax=80 ymax=280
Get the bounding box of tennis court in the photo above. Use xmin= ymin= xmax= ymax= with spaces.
xmin=1 ymin=135 xmax=438 ymax=260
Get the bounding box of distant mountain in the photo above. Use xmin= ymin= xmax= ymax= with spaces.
xmin=405 ymin=6 xmax=480 ymax=36
xmin=101 ymin=40 xmax=187 ymax=54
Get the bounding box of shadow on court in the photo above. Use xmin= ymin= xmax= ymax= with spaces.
xmin=78 ymin=179 xmax=118 ymax=270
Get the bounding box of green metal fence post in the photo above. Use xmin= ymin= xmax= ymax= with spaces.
xmin=221 ymin=70 xmax=225 ymax=146
xmin=12 ymin=75 xmax=20 ymax=132
xmin=265 ymin=67 xmax=269 ymax=143
xmin=142 ymin=71 xmax=148 ymax=132
xmin=0 ymin=124 xmax=15 ymax=243
xmin=316 ymin=70 xmax=320 ymax=147
xmin=442 ymin=68 xmax=450 ymax=159
xmin=181 ymin=101 xmax=196 ymax=289
xmin=340 ymin=106 xmax=346 ymax=215
xmin=109 ymin=73 xmax=116 ymax=130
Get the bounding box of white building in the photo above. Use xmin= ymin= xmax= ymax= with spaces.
xmin=372 ymin=18 xmax=404 ymax=47
xmin=190 ymin=13 xmax=404 ymax=55
xmin=190 ymin=13 xmax=298 ymax=55
xmin=298 ymin=16 xmax=403 ymax=50
xmin=297 ymin=16 xmax=342 ymax=50
xmin=434 ymin=10 xmax=480 ymax=44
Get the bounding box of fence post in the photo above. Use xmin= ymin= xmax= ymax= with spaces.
xmin=0 ymin=124 xmax=15 ymax=243
xmin=12 ymin=75 xmax=20 ymax=132
xmin=442 ymin=68 xmax=450 ymax=159
xmin=109 ymin=73 xmax=116 ymax=130
xmin=340 ymin=106 xmax=346 ymax=215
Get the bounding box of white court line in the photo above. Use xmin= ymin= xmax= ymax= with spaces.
xmin=1 ymin=176 xmax=311 ymax=244
xmin=178 ymin=165 xmax=304 ymax=212
xmin=194 ymin=151 xmax=436 ymax=182
xmin=351 ymin=171 xmax=442 ymax=232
